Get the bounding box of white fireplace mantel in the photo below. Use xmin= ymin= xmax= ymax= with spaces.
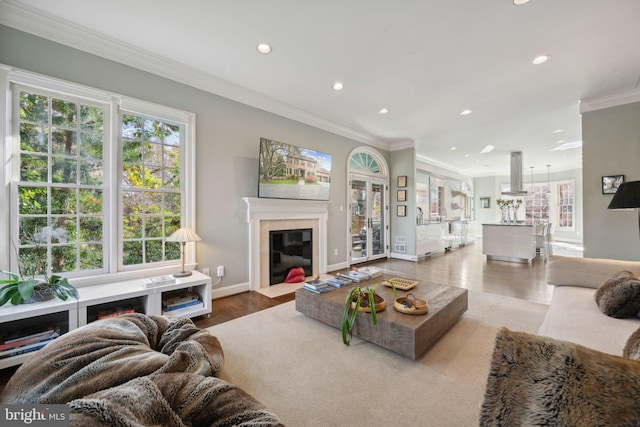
xmin=243 ymin=197 xmax=330 ymax=290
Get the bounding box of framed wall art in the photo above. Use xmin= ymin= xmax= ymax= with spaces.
xmin=602 ymin=175 xmax=624 ymax=194
xmin=397 ymin=190 xmax=406 ymax=202
xmin=480 ymin=197 xmax=490 ymax=208
xmin=397 ymin=176 xmax=407 ymax=188
xmin=397 ymin=205 xmax=406 ymax=217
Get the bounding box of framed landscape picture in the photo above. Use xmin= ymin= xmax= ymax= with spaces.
xmin=602 ymin=175 xmax=624 ymax=194
xmin=480 ymin=197 xmax=490 ymax=208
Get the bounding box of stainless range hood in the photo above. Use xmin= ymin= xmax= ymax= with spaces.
xmin=501 ymin=151 xmax=529 ymax=196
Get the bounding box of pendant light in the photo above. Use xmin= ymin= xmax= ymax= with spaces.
xmin=530 ymin=166 xmax=534 ymax=190
xmin=546 ymin=165 xmax=551 ymax=195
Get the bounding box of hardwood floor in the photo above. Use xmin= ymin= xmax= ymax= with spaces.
xmin=0 ymin=241 xmax=555 ymax=395
xmin=191 ymin=241 xmax=554 ymax=330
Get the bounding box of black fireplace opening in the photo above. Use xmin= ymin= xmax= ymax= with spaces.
xmin=269 ymin=228 xmax=312 ymax=285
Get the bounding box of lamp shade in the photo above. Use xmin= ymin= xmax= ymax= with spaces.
xmin=608 ymin=181 xmax=640 ymax=209
xmin=166 ymin=228 xmax=202 ymax=242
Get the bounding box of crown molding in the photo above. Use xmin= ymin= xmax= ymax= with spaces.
xmin=579 ymin=79 xmax=640 ymax=113
xmin=415 ymin=153 xmax=469 ymax=177
xmin=388 ymin=139 xmax=415 ymax=151
xmin=0 ymin=0 xmax=390 ymax=150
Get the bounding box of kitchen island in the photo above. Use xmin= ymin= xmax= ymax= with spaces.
xmin=482 ymin=223 xmax=536 ymax=263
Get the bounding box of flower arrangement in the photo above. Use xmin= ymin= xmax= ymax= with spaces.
xmin=512 ymin=199 xmax=523 ymax=210
xmin=496 ymin=199 xmax=512 ymax=209
xmin=496 ymin=198 xmax=523 ymax=223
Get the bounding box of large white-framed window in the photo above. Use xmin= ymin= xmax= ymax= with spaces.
xmin=12 ymin=85 xmax=108 ymax=278
xmin=502 ymin=178 xmax=575 ymax=230
xmin=557 ymin=181 xmax=575 ymax=229
xmin=1 ymin=66 xmax=196 ymax=286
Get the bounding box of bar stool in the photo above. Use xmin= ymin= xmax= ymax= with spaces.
xmin=540 ymin=223 xmax=553 ymax=262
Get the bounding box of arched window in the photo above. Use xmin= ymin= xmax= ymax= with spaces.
xmin=348 ymin=147 xmax=388 ymax=177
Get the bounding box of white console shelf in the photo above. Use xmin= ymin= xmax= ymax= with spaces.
xmin=0 ymin=271 xmax=211 ymax=369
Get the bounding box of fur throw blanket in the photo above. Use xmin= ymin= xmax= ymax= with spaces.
xmin=480 ymin=328 xmax=640 ymax=426
xmin=1 ymin=314 xmax=283 ymax=426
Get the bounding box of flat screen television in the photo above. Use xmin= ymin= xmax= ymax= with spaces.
xmin=258 ymin=138 xmax=332 ymax=201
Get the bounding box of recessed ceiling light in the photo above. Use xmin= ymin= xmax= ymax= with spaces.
xmin=332 ymin=82 xmax=344 ymax=91
xmin=464 ymin=154 xmax=470 ymax=157
xmin=257 ymin=43 xmax=272 ymax=54
xmin=552 ymin=129 xmax=564 ymax=134
xmin=460 ymin=109 xmax=472 ymax=115
xmin=532 ymin=55 xmax=550 ymax=65
xmin=556 ymin=140 xmax=566 ymax=144
xmin=480 ymin=144 xmax=495 ymax=154
xmin=513 ymin=0 xmax=530 ymax=5
xmin=451 ymin=147 xmax=457 ymax=150
xmin=550 ymin=141 xmax=582 ymax=151
xmin=379 ymin=108 xmax=389 ymax=114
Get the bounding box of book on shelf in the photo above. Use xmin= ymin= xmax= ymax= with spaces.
xmin=339 ymin=270 xmax=370 ymax=282
xmin=143 ymin=275 xmax=176 ymax=288
xmin=163 ymin=296 xmax=200 ymax=308
xmin=0 ymin=337 xmax=57 ymax=359
xmin=162 ymin=290 xmax=200 ymax=306
xmin=303 ymin=279 xmax=329 ymax=290
xmin=1 ymin=326 xmax=60 ymax=346
xmin=0 ymin=329 xmax=60 ymax=352
xmin=302 ymin=284 xmax=332 ymax=294
xmin=356 ymin=266 xmax=382 ymax=278
xmin=326 ymin=276 xmax=352 ymax=288
xmin=97 ymin=304 xmax=137 ymax=320
xmin=163 ymin=298 xmax=202 ymax=311
xmin=162 ymin=301 xmax=205 ymax=316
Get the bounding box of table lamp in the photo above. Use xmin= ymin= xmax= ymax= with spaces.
xmin=166 ymin=227 xmax=202 ymax=277
xmin=607 ymin=180 xmax=640 ymax=240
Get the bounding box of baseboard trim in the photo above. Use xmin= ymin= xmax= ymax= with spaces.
xmin=327 ymin=261 xmax=349 ymax=273
xmin=390 ymin=252 xmax=418 ymax=261
xmin=212 ymin=282 xmax=250 ymax=299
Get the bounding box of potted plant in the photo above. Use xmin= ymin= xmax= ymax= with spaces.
xmin=342 ymin=281 xmax=395 ymax=345
xmin=0 ymin=227 xmax=78 ymax=306
xmin=0 ymin=270 xmax=78 ymax=306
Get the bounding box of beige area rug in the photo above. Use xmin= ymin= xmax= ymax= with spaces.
xmin=207 ymin=290 xmax=548 ymax=427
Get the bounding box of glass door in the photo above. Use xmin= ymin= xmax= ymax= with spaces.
xmin=350 ymin=175 xmax=387 ymax=263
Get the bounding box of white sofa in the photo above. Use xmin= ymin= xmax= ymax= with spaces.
xmin=538 ymin=255 xmax=640 ymax=355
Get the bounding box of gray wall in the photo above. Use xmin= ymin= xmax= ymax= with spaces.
xmin=0 ymin=25 xmax=385 ymax=291
xmin=474 ymin=176 xmax=498 ymax=227
xmin=390 ymin=147 xmax=416 ymax=256
xmin=582 ymin=102 xmax=640 ymax=260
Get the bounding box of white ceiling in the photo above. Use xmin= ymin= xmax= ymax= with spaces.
xmin=3 ymin=0 xmax=640 ymax=176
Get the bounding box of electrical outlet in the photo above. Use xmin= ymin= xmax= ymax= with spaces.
xmin=217 ymin=266 xmax=224 ymax=277
xmin=203 ymin=267 xmax=210 ymax=276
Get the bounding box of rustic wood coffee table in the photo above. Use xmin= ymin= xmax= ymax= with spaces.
xmin=295 ymin=276 xmax=468 ymax=359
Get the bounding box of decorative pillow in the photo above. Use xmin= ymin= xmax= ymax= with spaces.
xmin=480 ymin=328 xmax=640 ymax=426
xmin=284 ymin=267 xmax=305 ymax=283
xmin=594 ymin=270 xmax=640 ymax=318
xmin=624 ymin=327 xmax=640 ymax=360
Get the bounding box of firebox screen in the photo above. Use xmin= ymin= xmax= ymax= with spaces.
xmin=269 ymin=228 xmax=312 ymax=285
